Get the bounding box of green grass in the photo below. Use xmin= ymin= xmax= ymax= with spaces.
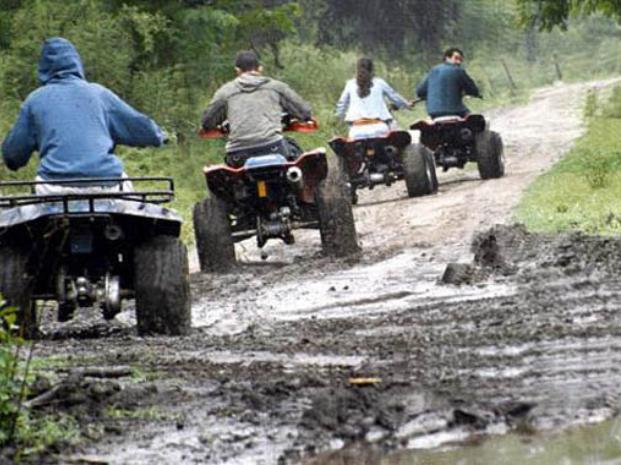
xmin=12 ymin=412 xmax=80 ymax=456
xmin=515 ymin=91 xmax=621 ymax=235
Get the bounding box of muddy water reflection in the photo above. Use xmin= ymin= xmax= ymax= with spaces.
xmin=310 ymin=420 xmax=621 ymax=465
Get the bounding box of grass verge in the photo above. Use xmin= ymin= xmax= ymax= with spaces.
xmin=515 ymin=85 xmax=621 ymax=235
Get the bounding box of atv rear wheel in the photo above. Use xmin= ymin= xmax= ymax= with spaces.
xmin=337 ymin=156 xmax=358 ymax=205
xmin=476 ymin=130 xmax=505 ymax=179
xmin=0 ymin=246 xmax=38 ymax=339
xmin=193 ymin=194 xmax=236 ymax=272
xmin=134 ymin=235 xmax=191 ymax=336
xmin=403 ymin=144 xmax=437 ymax=197
xmin=316 ymin=155 xmax=360 ymax=257
xmin=425 ymin=149 xmax=439 ymax=193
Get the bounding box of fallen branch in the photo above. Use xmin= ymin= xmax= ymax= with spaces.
xmin=67 ymin=366 xmax=132 ymax=379
xmin=23 ymin=382 xmax=67 ymax=409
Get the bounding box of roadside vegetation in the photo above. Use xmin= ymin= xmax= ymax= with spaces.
xmin=0 ymin=295 xmax=80 ymax=461
xmin=515 ymin=86 xmax=621 ymax=234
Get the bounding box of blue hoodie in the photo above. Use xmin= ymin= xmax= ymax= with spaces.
xmin=416 ymin=62 xmax=480 ymax=118
xmin=2 ymin=37 xmax=165 ymax=180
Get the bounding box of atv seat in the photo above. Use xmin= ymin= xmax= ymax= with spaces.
xmin=432 ymin=115 xmax=466 ymax=123
xmin=410 ymin=114 xmax=486 ymax=132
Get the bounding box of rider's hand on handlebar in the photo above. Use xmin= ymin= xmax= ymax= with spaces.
xmin=161 ymin=129 xmax=179 ymax=145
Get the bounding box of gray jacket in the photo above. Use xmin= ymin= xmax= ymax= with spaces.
xmin=202 ymin=74 xmax=312 ymax=152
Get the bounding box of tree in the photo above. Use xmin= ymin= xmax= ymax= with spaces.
xmin=309 ymin=0 xmax=459 ymax=62
xmin=517 ymin=0 xmax=621 ymax=30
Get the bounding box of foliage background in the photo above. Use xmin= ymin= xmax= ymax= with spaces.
xmin=1 ymin=0 xmax=621 ymax=242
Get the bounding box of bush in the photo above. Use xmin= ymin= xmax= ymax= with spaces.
xmin=0 ymin=295 xmax=79 ymax=459
xmin=0 ymin=295 xmax=25 ymax=447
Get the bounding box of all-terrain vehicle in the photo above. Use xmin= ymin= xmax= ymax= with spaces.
xmin=0 ymin=178 xmax=191 ymax=338
xmin=410 ymin=114 xmax=505 ymax=179
xmin=194 ymin=118 xmax=359 ymax=272
xmin=329 ymin=129 xmax=437 ymax=204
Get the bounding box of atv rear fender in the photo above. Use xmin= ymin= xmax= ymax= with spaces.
xmin=410 ymin=114 xmax=487 ymax=151
xmin=329 ymin=130 xmax=412 ymax=157
xmin=410 ymin=114 xmax=486 ymax=133
xmin=204 ymin=149 xmax=328 ymax=201
xmin=0 ymin=177 xmax=182 ymax=242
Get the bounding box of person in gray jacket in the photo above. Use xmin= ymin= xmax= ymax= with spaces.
xmin=202 ymin=51 xmax=312 ymax=166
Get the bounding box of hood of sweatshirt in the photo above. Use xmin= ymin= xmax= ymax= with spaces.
xmin=234 ymin=73 xmax=271 ymax=93
xmin=38 ymin=37 xmax=85 ymax=85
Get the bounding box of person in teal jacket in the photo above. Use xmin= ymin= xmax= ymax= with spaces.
xmin=416 ymin=48 xmax=481 ymax=119
xmin=2 ymin=37 xmax=165 ymax=192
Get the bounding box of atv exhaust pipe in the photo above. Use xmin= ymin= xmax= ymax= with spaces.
xmin=286 ymin=166 xmax=304 ymax=187
xmin=369 ymin=173 xmax=386 ymax=184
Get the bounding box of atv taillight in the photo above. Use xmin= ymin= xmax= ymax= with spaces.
xmin=284 ymin=119 xmax=319 ymax=133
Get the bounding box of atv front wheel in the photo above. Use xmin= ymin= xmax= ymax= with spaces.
xmin=316 ymin=155 xmax=360 ymax=257
xmin=0 ymin=246 xmax=37 ymax=339
xmin=476 ymin=130 xmax=505 ymax=179
xmin=403 ymin=144 xmax=437 ymax=197
xmin=193 ymin=194 xmax=236 ymax=272
xmin=134 ymin=235 xmax=191 ymax=336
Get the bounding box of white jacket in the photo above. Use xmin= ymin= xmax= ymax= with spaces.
xmin=335 ymin=77 xmax=409 ymax=123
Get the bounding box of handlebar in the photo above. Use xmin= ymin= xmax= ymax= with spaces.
xmin=198 ymin=117 xmax=319 ymax=140
xmin=284 ymin=118 xmax=319 ymax=133
xmin=198 ymin=127 xmax=228 ymax=140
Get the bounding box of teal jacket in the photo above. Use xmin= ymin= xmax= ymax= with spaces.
xmin=416 ymin=62 xmax=480 ymax=118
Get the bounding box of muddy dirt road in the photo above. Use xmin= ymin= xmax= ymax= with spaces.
xmin=30 ymin=80 xmax=621 ymax=465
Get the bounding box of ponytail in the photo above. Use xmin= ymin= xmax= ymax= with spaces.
xmin=356 ymin=58 xmax=374 ymax=98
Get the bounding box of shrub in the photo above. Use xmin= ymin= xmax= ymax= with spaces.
xmin=575 ymin=148 xmax=621 ymax=189
xmin=0 ymin=295 xmax=24 ymax=447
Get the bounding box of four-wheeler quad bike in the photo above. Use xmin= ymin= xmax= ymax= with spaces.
xmin=410 ymin=114 xmax=505 ymax=180
xmin=329 ymin=129 xmax=438 ymax=204
xmin=0 ymin=178 xmax=191 ymax=338
xmin=194 ymin=118 xmax=359 ymax=272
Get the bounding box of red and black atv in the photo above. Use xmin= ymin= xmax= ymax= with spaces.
xmin=410 ymin=114 xmax=504 ymax=179
xmin=329 ymin=128 xmax=437 ymax=204
xmin=193 ymin=118 xmax=359 ymax=271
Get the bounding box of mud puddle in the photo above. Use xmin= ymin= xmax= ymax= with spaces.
xmin=33 ymin=224 xmax=621 ymax=465
xmin=308 ymin=419 xmax=621 ymax=465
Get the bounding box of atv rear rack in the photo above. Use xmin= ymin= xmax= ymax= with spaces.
xmin=0 ymin=177 xmax=175 ymax=209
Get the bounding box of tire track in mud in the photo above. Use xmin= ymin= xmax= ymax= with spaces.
xmin=33 ymin=79 xmax=621 ymax=465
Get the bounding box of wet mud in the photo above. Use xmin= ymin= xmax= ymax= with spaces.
xmin=24 ymin=79 xmax=621 ymax=464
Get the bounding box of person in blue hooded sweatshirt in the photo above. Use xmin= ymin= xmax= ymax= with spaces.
xmin=416 ymin=48 xmax=481 ymax=119
xmin=2 ymin=37 xmax=165 ymax=194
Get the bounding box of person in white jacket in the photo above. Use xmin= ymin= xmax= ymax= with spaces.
xmin=336 ymin=58 xmax=412 ymax=140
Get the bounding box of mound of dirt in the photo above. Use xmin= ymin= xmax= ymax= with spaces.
xmin=471 ymin=224 xmax=621 ymax=277
xmin=440 ymin=263 xmax=487 ymax=285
